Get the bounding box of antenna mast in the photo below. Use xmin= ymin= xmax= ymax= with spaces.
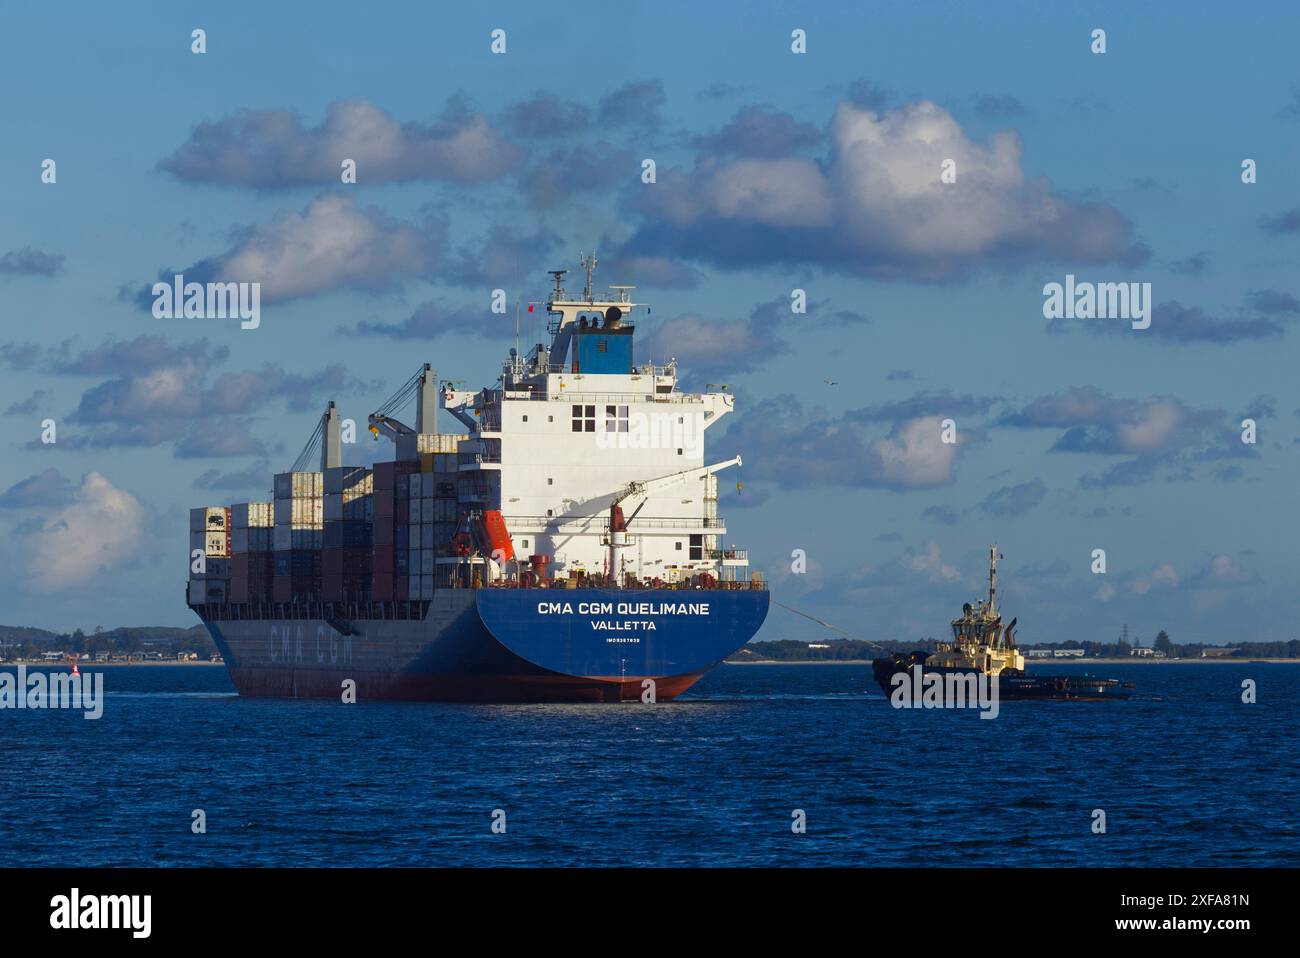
xmin=581 ymin=251 xmax=597 ymax=302
xmin=988 ymin=544 xmax=999 ymax=611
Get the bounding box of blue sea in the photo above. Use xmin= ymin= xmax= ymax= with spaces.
xmin=1 ymin=662 xmax=1297 ymax=867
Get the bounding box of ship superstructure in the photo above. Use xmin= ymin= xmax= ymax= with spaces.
xmin=187 ymin=257 xmax=768 ymax=702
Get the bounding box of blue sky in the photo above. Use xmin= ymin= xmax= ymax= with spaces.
xmin=1 ymin=1 xmax=1298 ymax=643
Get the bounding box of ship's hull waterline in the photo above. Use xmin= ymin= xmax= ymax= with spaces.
xmin=201 ymin=587 xmax=770 ymax=703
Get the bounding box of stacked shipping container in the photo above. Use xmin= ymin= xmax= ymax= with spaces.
xmin=404 ymin=449 xmax=460 ymax=599
xmin=322 ymin=466 xmax=374 ymax=602
xmin=188 ymin=435 xmax=463 ymax=609
xmin=273 ymin=472 xmax=323 ymax=603
xmin=230 ymin=502 xmax=274 ymax=603
xmin=188 ymin=506 xmax=231 ymax=604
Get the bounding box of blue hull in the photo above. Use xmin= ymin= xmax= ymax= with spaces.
xmin=198 ymin=587 xmax=769 ymax=702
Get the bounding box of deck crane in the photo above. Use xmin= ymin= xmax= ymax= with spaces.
xmin=605 ymin=456 xmax=742 ymax=586
xmin=367 ymin=363 xmax=437 ymax=460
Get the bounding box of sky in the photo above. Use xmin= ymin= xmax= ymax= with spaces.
xmin=1 ymin=1 xmax=1298 ymax=644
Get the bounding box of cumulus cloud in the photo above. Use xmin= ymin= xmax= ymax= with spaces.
xmin=14 ymin=472 xmax=145 ymax=592
xmin=145 ymin=194 xmax=444 ymax=304
xmin=624 ymin=100 xmax=1147 ymax=279
xmin=0 ymin=468 xmax=76 ymax=509
xmin=159 ymin=98 xmax=521 ymax=187
xmin=651 ymin=296 xmax=868 ymax=380
xmin=998 ymin=386 xmax=1245 ymax=487
xmin=0 ymin=247 xmax=65 ymax=278
xmin=720 ymin=396 xmax=966 ymax=490
xmin=691 ymin=105 xmax=823 ymax=157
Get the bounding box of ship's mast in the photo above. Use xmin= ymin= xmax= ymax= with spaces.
xmin=581 ymin=251 xmax=597 ymax=302
xmin=988 ymin=544 xmax=998 ymax=612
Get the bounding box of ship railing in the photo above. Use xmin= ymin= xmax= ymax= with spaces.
xmin=504 ymin=515 xmax=724 ymax=530
xmin=707 ymin=548 xmax=748 ymax=560
xmin=524 ymin=390 xmax=701 ymax=404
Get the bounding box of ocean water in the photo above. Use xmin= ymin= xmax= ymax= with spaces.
xmin=1 ymin=662 xmax=1296 ymax=867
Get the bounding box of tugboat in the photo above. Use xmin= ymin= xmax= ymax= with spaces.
xmin=872 ymin=546 xmax=1130 ymax=701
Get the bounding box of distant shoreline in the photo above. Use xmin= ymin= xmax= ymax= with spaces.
xmin=726 ymin=657 xmax=1299 ymax=665
xmin=1 ymin=660 xmax=223 ymax=667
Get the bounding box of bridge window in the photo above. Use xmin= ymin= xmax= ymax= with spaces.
xmin=605 ymin=405 xmax=628 ymax=432
xmin=571 ymin=404 xmax=596 ymax=432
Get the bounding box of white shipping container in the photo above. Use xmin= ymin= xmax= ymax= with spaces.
xmin=418 ymin=433 xmax=461 ymax=454
xmin=419 ymin=577 xmax=433 ymax=600
xmin=410 ymin=499 xmax=423 ymax=523
xmin=407 ymin=474 xmax=421 ymax=499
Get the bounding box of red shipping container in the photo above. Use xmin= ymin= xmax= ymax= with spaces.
xmin=230 ymin=577 xmax=249 ymax=603
xmin=396 ymin=499 xmax=409 ymax=524
xmin=323 ymin=548 xmax=344 ymax=576
xmin=273 ymin=575 xmax=292 ymax=603
xmin=373 ymin=546 xmax=394 ymax=574
xmin=395 ymin=575 xmax=408 ymax=598
xmin=374 ymin=519 xmax=394 ymax=547
xmin=371 ymin=573 xmax=394 ymax=601
xmin=374 ymin=489 xmax=394 ymax=519
xmin=321 ymin=574 xmax=343 ymax=601
xmin=373 ymin=461 xmax=395 ymax=488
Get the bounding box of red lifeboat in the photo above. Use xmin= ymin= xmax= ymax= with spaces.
xmin=476 ymin=510 xmax=515 ymax=563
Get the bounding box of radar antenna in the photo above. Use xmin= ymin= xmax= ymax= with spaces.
xmin=548 ymin=269 xmax=567 ymax=301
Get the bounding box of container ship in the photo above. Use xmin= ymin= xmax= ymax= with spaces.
xmin=187 ymin=256 xmax=769 ymax=702
xmin=872 ymin=547 xmax=1130 ymax=701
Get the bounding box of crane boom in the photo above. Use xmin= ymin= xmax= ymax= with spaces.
xmin=606 ymin=456 xmax=741 ymax=585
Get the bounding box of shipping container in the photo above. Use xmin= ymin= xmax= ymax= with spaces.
xmin=232 ymin=502 xmax=274 ymax=528
xmin=371 ymin=573 xmax=394 ymax=601
xmin=190 ymin=506 xmax=230 ymax=532
xmin=205 ymin=531 xmax=229 ymax=557
xmin=416 ymin=433 xmax=462 ymax=455
xmin=408 ymin=575 xmax=422 ymax=600
xmin=274 ymin=471 xmax=322 ymax=500
xmin=188 ymin=580 xmax=206 ymax=604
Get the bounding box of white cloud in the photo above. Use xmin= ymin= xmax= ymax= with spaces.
xmin=867 ymin=417 xmax=959 ymax=488
xmin=24 ymin=473 xmax=145 ymax=592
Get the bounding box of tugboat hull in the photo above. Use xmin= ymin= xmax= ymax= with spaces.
xmin=872 ymin=653 xmax=1130 ymax=702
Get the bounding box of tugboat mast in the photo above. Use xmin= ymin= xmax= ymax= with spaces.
xmin=988 ymin=544 xmax=999 ymax=612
